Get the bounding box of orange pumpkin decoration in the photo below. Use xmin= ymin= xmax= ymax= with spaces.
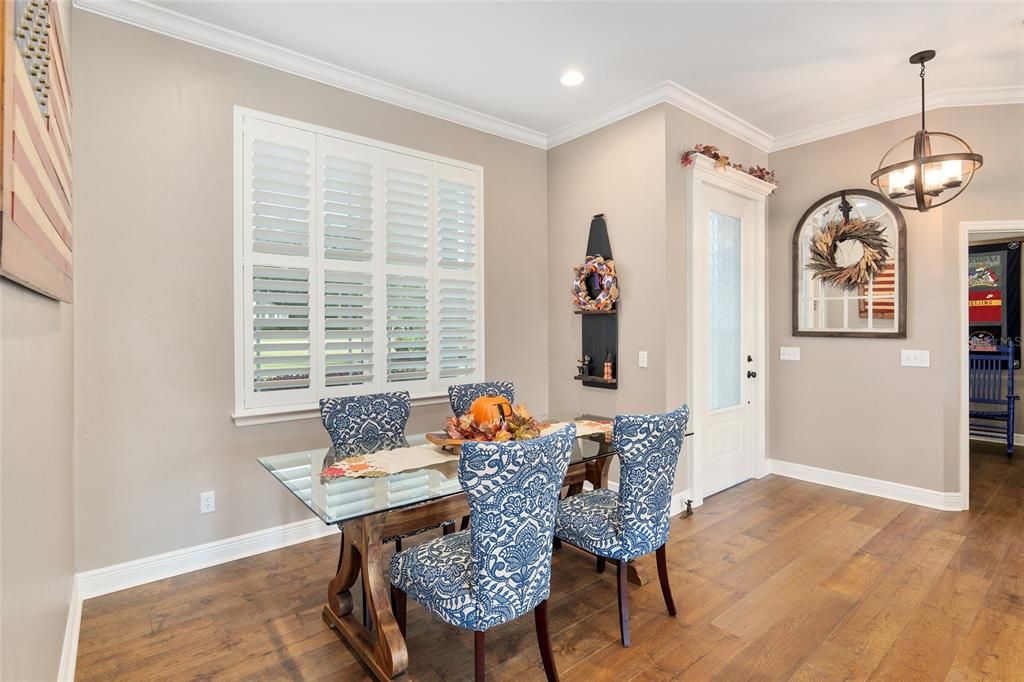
xmin=468 ymin=395 xmax=512 ymax=425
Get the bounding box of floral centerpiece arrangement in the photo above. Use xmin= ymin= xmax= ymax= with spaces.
xmin=443 ymin=396 xmax=543 ymax=442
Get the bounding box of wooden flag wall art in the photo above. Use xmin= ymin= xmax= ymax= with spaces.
xmin=0 ymin=0 xmax=73 ymax=302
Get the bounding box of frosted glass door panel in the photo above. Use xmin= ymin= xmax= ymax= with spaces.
xmin=708 ymin=210 xmax=742 ymax=410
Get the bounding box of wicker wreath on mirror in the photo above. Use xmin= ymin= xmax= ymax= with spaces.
xmin=806 ymin=218 xmax=891 ymax=291
xmin=571 ymin=255 xmax=619 ymax=311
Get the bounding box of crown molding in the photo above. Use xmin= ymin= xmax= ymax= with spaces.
xmin=664 ymin=81 xmax=774 ymax=152
xmin=546 ymin=80 xmax=774 ymax=152
xmin=770 ymin=85 xmax=1024 ymax=152
xmin=72 ymin=0 xmax=549 ymax=149
xmin=74 ymin=0 xmax=1023 ymax=154
xmin=546 ymin=81 xmax=670 ymax=149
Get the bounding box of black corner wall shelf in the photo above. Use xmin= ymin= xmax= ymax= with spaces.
xmin=573 ymin=375 xmax=617 ymax=385
xmin=575 ymin=214 xmax=619 ymax=390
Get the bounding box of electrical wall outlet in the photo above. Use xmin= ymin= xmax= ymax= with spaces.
xmin=780 ymin=346 xmax=800 ymax=361
xmin=638 ymin=351 xmax=648 ymax=368
xmin=200 ymin=490 xmax=216 ymax=514
xmin=900 ymin=350 xmax=931 ymax=367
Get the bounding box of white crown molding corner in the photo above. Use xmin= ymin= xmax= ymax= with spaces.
xmin=72 ymin=0 xmax=548 ymax=149
xmin=77 ymin=517 xmax=336 ymax=600
xmin=546 ymin=81 xmax=672 ymax=149
xmin=767 ymin=458 xmax=963 ymax=511
xmin=770 ymin=85 xmax=1024 ymax=152
xmin=546 ymin=80 xmax=773 ymax=152
xmin=664 ymin=81 xmax=774 ymax=152
xmin=57 ymin=577 xmax=82 ymax=682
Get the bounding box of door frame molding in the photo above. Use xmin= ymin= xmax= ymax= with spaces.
xmin=957 ymin=219 xmax=1024 ymax=511
xmin=685 ymin=155 xmax=775 ymax=507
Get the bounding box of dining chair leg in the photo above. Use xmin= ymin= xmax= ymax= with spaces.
xmin=656 ymin=544 xmax=677 ymax=616
xmin=461 ymin=515 xmax=471 ymax=531
xmin=616 ymin=559 xmax=631 ymax=647
xmin=390 ymin=585 xmax=407 ymax=638
xmin=474 ymin=630 xmax=486 ymax=681
xmin=443 ymin=523 xmax=455 ymax=536
xmin=596 ymin=556 xmax=606 ymax=573
xmin=394 ymin=537 xmax=403 ymax=553
xmin=534 ymin=599 xmax=559 ymax=682
xmin=552 ymin=537 xmax=562 ymax=551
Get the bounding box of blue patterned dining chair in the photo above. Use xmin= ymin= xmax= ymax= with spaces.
xmin=553 ymin=405 xmax=689 ymax=647
xmin=319 ymin=391 xmax=456 ymax=552
xmin=389 ymin=425 xmax=576 ymax=682
xmin=448 ymin=380 xmax=515 ymax=416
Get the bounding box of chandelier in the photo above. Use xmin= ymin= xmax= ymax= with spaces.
xmin=870 ymin=50 xmax=983 ymax=212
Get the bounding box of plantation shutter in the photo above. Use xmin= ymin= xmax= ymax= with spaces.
xmin=382 ymin=152 xmax=433 ymax=387
xmin=237 ymin=111 xmax=485 ymax=416
xmin=243 ymin=118 xmax=317 ymax=408
xmin=324 ymin=270 xmax=375 ymax=388
xmin=318 ymin=138 xmax=379 ymax=395
xmin=247 ymin=120 xmax=313 ymax=258
xmin=322 ymin=141 xmax=375 ymax=263
xmin=435 ymin=164 xmax=481 ymax=382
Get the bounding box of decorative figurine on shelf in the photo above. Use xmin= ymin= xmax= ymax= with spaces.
xmin=603 ymin=353 xmax=613 ymax=381
xmin=577 ymin=354 xmax=592 ymax=377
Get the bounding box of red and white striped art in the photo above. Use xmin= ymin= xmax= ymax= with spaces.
xmin=0 ymin=0 xmax=73 ymax=302
xmin=859 ymin=261 xmax=896 ymax=319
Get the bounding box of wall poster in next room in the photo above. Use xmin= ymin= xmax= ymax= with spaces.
xmin=968 ymin=241 xmax=1021 ymax=368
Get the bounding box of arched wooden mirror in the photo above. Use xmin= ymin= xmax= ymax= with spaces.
xmin=792 ymin=189 xmax=907 ymax=338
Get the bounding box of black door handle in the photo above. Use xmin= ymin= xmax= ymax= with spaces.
xmin=747 ymin=370 xmax=757 ymax=379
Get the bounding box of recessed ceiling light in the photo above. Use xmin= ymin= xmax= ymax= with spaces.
xmin=560 ymin=70 xmax=584 ymax=87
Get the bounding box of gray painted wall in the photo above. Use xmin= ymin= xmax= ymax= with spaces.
xmin=0 ymin=282 xmax=75 ymax=681
xmin=72 ymin=10 xmax=549 ymax=571
xmin=767 ymin=104 xmax=1024 ymax=492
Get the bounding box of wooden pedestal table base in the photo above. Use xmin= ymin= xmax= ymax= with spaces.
xmin=322 ymin=495 xmax=470 ymax=681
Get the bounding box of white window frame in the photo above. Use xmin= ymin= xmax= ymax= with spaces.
xmin=232 ymin=107 xmax=485 ymax=426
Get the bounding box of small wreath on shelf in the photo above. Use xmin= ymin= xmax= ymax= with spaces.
xmin=571 ymin=255 xmax=619 ymax=311
xmin=806 ymin=218 xmax=891 ymax=290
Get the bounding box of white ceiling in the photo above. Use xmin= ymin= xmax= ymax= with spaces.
xmin=87 ymin=1 xmax=1024 ymax=150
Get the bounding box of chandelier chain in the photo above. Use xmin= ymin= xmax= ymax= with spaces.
xmin=920 ymin=61 xmax=926 ymax=131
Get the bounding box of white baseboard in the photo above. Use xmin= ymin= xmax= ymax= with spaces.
xmin=77 ymin=517 xmax=336 ymax=600
xmin=57 ymin=576 xmax=81 ymax=682
xmin=766 ymin=458 xmax=963 ymax=511
xmin=604 ymin=480 xmax=694 ymax=517
xmin=969 ymin=433 xmax=1024 ymax=447
xmin=61 ymin=517 xmax=335 ymax=679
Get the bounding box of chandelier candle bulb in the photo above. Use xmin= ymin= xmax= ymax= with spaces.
xmin=942 ymin=159 xmax=962 ymax=186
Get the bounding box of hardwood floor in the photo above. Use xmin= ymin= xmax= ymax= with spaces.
xmin=76 ymin=444 xmax=1024 ymax=680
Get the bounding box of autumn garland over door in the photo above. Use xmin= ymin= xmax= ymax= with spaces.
xmin=0 ymin=0 xmax=73 ymax=302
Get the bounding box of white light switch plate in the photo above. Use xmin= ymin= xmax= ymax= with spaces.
xmin=638 ymin=351 xmax=648 ymax=368
xmin=901 ymin=350 xmax=930 ymax=367
xmin=780 ymin=346 xmax=800 ymax=361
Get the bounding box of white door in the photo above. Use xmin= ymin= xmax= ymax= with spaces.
xmin=694 ymin=185 xmax=758 ymax=497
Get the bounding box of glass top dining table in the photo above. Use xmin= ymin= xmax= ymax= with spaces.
xmin=258 ymin=413 xmax=620 ymax=527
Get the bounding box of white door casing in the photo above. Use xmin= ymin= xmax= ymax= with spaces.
xmin=685 ymin=155 xmax=773 ymax=507
xmin=957 ymin=220 xmax=1024 ymax=512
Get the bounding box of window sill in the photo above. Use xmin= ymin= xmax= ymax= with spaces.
xmin=232 ymin=394 xmax=451 ymax=427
